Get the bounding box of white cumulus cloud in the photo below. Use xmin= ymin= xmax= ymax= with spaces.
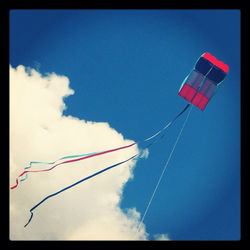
xmin=9 ymin=65 xmax=148 ymax=240
xmin=153 ymin=233 xmax=170 ymax=240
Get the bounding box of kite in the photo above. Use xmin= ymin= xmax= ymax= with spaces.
xmin=178 ymin=52 xmax=229 ymax=110
xmin=10 ymin=52 xmax=229 ymax=228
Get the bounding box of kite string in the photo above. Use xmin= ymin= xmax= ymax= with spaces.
xmin=137 ymin=104 xmax=193 ymax=232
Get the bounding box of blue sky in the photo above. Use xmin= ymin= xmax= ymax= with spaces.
xmin=10 ymin=9 xmax=240 ymax=240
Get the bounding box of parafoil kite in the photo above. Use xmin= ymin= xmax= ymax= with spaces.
xmin=11 ymin=52 xmax=229 ymax=228
xmin=178 ymin=52 xmax=229 ymax=110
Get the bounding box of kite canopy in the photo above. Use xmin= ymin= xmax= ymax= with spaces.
xmin=178 ymin=52 xmax=229 ymax=111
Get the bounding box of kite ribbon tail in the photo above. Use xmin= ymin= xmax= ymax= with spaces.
xmin=11 ymin=142 xmax=138 ymax=190
xmin=10 ymin=179 xmax=18 ymax=190
xmin=144 ymin=103 xmax=190 ymax=142
xmin=24 ymin=154 xmax=138 ymax=227
xmin=24 ymin=211 xmax=33 ymax=228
